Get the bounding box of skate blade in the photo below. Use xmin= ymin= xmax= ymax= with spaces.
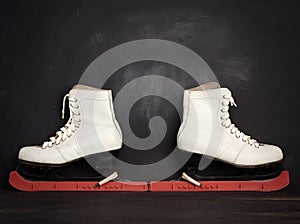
xmin=9 ymin=171 xmax=148 ymax=192
xmin=149 ymin=171 xmax=290 ymax=192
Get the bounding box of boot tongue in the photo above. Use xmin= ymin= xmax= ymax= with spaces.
xmin=187 ymin=82 xmax=233 ymax=97
xmin=72 ymin=84 xmax=99 ymax=91
xmin=69 ymin=86 xmax=79 ymax=99
xmin=69 ymin=84 xmax=111 ymax=101
xmin=188 ymin=82 xmax=221 ymax=91
xmin=221 ymin=87 xmax=232 ymax=95
xmin=69 ymin=84 xmax=99 ymax=99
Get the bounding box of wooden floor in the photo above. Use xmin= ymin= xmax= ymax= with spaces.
xmin=0 ymin=190 xmax=299 ymax=224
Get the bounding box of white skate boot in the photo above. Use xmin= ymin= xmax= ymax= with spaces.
xmin=18 ymin=85 xmax=122 ymax=165
xmin=177 ymin=82 xmax=283 ymax=167
xmin=10 ymin=85 xmax=153 ymax=190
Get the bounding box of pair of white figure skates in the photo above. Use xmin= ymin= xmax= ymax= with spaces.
xmin=12 ymin=82 xmax=288 ymax=191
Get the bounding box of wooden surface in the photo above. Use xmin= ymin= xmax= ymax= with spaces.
xmin=0 ymin=190 xmax=299 ymax=224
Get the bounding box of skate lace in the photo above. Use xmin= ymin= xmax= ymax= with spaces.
xmin=221 ymin=94 xmax=260 ymax=148
xmin=42 ymin=94 xmax=81 ymax=149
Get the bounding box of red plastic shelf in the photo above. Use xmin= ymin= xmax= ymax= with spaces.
xmin=9 ymin=171 xmax=148 ymax=192
xmin=150 ymin=171 xmax=290 ymax=192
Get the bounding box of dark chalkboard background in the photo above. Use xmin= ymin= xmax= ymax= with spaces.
xmin=0 ymin=0 xmax=299 ymax=191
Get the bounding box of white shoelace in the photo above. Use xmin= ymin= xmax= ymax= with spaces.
xmin=182 ymin=172 xmax=201 ymax=187
xmin=93 ymin=172 xmax=119 ymax=188
xmin=42 ymin=94 xmax=81 ymax=149
xmin=221 ymin=94 xmax=260 ymax=148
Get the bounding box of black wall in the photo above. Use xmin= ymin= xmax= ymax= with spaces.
xmin=1 ymin=0 xmax=299 ymax=191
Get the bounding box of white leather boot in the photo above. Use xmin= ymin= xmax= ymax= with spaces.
xmin=177 ymin=82 xmax=283 ymax=167
xmin=19 ymin=85 xmax=122 ymax=165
